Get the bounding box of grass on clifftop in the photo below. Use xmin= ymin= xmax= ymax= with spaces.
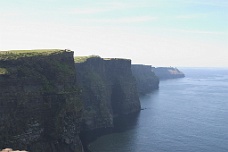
xmin=0 ymin=49 xmax=69 ymax=60
xmin=74 ymin=55 xmax=130 ymax=63
xmin=74 ymin=55 xmax=100 ymax=63
xmin=3 ymin=49 xmax=62 ymax=53
xmin=104 ymin=58 xmax=131 ymax=61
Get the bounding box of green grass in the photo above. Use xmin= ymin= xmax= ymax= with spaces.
xmin=3 ymin=49 xmax=61 ymax=53
xmin=74 ymin=55 xmax=100 ymax=63
xmin=0 ymin=49 xmax=69 ymax=60
xmin=104 ymin=58 xmax=130 ymax=61
xmin=74 ymin=55 xmax=130 ymax=63
xmin=0 ymin=49 xmax=64 ymax=54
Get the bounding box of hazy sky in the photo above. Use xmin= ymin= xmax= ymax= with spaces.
xmin=0 ymin=0 xmax=227 ymax=67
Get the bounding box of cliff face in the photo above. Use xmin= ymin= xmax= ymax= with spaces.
xmin=0 ymin=51 xmax=150 ymax=151
xmin=0 ymin=50 xmax=83 ymax=152
xmin=75 ymin=56 xmax=140 ymax=131
xmin=152 ymin=67 xmax=185 ymax=80
xmin=131 ymin=64 xmax=159 ymax=95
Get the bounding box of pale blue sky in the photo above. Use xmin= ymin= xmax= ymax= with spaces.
xmin=0 ymin=0 xmax=227 ymax=67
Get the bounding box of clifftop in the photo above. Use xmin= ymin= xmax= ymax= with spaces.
xmin=74 ymin=55 xmax=101 ymax=63
xmin=152 ymin=67 xmax=185 ymax=79
xmin=74 ymin=55 xmax=131 ymax=63
xmin=0 ymin=49 xmax=68 ymax=60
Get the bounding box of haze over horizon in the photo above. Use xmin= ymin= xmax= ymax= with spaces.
xmin=0 ymin=0 xmax=227 ymax=67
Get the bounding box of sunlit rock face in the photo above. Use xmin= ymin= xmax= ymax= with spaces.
xmin=0 ymin=50 xmax=83 ymax=152
xmin=1 ymin=148 xmax=27 ymax=152
xmin=152 ymin=67 xmax=185 ymax=80
xmin=131 ymin=64 xmax=159 ymax=95
xmin=75 ymin=56 xmax=141 ymax=131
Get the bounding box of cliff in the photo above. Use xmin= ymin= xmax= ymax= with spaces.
xmin=152 ymin=67 xmax=185 ymax=79
xmin=0 ymin=50 xmax=83 ymax=152
xmin=0 ymin=51 xmax=150 ymax=151
xmin=131 ymin=64 xmax=159 ymax=95
xmin=75 ymin=56 xmax=140 ymax=131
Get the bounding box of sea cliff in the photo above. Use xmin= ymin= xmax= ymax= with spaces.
xmin=152 ymin=67 xmax=185 ymax=79
xmin=75 ymin=56 xmax=141 ymax=132
xmin=0 ymin=50 xmax=83 ymax=152
xmin=131 ymin=64 xmax=159 ymax=95
xmin=0 ymin=51 xmax=156 ymax=152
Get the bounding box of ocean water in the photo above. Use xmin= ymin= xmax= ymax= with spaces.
xmin=88 ymin=68 xmax=228 ymax=152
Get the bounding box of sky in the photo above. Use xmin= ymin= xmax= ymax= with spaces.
xmin=0 ymin=0 xmax=227 ymax=67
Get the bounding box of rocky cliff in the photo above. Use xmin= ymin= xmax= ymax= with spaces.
xmin=152 ymin=67 xmax=185 ymax=79
xmin=0 ymin=51 xmax=144 ymax=152
xmin=131 ymin=64 xmax=159 ymax=95
xmin=0 ymin=50 xmax=83 ymax=152
xmin=75 ymin=56 xmax=141 ymax=131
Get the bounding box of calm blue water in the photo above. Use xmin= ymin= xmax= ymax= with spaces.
xmin=89 ymin=68 xmax=228 ymax=152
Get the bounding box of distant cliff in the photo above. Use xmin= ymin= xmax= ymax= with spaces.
xmin=0 ymin=50 xmax=83 ymax=152
xmin=75 ymin=56 xmax=141 ymax=131
xmin=131 ymin=64 xmax=159 ymax=95
xmin=152 ymin=67 xmax=185 ymax=79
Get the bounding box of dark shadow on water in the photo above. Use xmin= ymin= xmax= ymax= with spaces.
xmin=80 ymin=112 xmax=141 ymax=152
xmin=113 ymin=111 xmax=141 ymax=132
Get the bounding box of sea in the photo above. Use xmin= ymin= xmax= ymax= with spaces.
xmin=88 ymin=68 xmax=228 ymax=152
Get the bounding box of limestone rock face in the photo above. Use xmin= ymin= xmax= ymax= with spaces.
xmin=131 ymin=64 xmax=159 ymax=95
xmin=152 ymin=67 xmax=185 ymax=79
xmin=0 ymin=50 xmax=83 ymax=152
xmin=75 ymin=57 xmax=140 ymax=131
